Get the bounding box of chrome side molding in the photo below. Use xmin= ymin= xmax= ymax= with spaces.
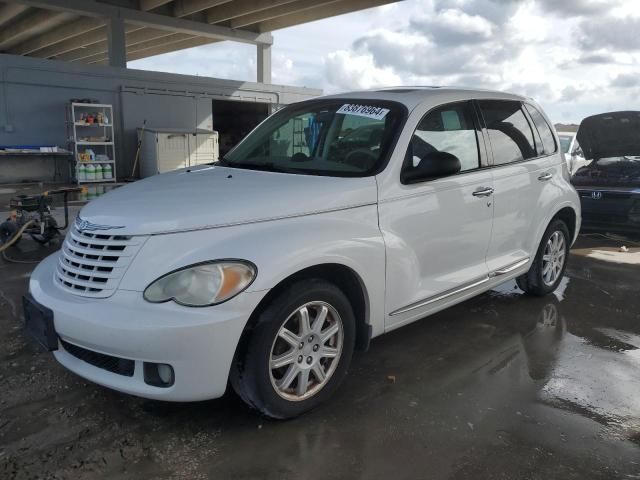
xmin=389 ymin=257 xmax=530 ymax=317
xmin=489 ymin=257 xmax=530 ymax=277
xmin=389 ymin=276 xmax=489 ymax=316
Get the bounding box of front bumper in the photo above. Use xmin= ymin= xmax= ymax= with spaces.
xmin=29 ymin=253 xmax=266 ymax=401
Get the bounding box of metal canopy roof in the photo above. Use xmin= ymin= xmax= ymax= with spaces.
xmin=0 ymin=0 xmax=399 ymax=65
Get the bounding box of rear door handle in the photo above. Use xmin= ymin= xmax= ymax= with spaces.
xmin=538 ymin=172 xmax=553 ymax=181
xmin=472 ymin=187 xmax=494 ymax=197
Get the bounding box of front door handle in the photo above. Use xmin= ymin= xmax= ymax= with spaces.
xmin=472 ymin=187 xmax=494 ymax=197
xmin=538 ymin=172 xmax=553 ymax=181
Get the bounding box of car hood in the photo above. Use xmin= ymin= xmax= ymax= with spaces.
xmin=576 ymin=111 xmax=640 ymax=160
xmin=78 ymin=165 xmax=378 ymax=235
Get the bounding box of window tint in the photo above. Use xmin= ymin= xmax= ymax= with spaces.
xmin=525 ymin=104 xmax=557 ymax=155
xmin=479 ymin=100 xmax=536 ymax=165
xmin=403 ymin=101 xmax=480 ymax=179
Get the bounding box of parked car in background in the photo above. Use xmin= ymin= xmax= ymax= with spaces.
xmin=572 ymin=111 xmax=640 ymax=233
xmin=557 ymin=131 xmax=586 ymax=174
xmin=24 ymin=88 xmax=580 ymax=419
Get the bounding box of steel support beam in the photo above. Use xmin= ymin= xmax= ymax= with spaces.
xmin=173 ymin=0 xmax=231 ymax=17
xmin=257 ymin=42 xmax=271 ymax=84
xmin=8 ymin=17 xmax=105 ymax=55
xmin=256 ymin=0 xmax=397 ymax=32
xmin=0 ymin=8 xmax=66 ymax=50
xmin=106 ymin=16 xmax=126 ymax=67
xmin=57 ymin=27 xmax=175 ymax=62
xmin=139 ymin=0 xmax=173 ymax=11
xmin=0 ymin=2 xmax=28 ymax=27
xmin=124 ymin=36 xmax=215 ymax=62
xmin=206 ymin=0 xmax=298 ymax=24
xmin=230 ymin=0 xmax=341 ymax=29
xmin=88 ymin=32 xmax=212 ymax=64
xmin=13 ymin=0 xmax=273 ymax=44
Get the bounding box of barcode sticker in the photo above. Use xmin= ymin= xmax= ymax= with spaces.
xmin=336 ymin=104 xmax=390 ymax=120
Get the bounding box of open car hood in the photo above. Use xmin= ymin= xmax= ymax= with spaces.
xmin=576 ymin=111 xmax=640 ymax=160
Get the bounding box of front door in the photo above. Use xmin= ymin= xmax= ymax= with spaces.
xmin=379 ymin=100 xmax=494 ymax=329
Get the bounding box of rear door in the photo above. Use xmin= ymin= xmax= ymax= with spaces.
xmin=477 ymin=100 xmax=558 ymax=273
xmin=380 ymin=100 xmax=494 ymax=327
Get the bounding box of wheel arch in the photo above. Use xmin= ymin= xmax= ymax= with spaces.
xmin=234 ymin=263 xmax=372 ymax=372
xmin=533 ymin=203 xmax=579 ymax=254
xmin=552 ymin=206 xmax=578 ymax=243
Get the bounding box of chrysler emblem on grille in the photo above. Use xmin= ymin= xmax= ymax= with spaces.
xmin=75 ymin=217 xmax=124 ymax=232
xmin=591 ymin=191 xmax=603 ymax=200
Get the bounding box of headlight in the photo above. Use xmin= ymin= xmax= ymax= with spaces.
xmin=143 ymin=260 xmax=256 ymax=307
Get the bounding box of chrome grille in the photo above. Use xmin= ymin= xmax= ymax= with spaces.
xmin=55 ymin=226 xmax=147 ymax=298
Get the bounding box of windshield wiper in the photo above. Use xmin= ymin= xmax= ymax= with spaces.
xmin=220 ymin=160 xmax=307 ymax=174
xmin=213 ymin=156 xmax=232 ymax=167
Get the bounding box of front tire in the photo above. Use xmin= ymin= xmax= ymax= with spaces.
xmin=516 ymin=219 xmax=570 ymax=296
xmin=230 ymin=279 xmax=356 ymax=419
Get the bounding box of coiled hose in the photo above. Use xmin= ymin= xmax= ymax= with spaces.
xmin=0 ymin=219 xmax=35 ymax=253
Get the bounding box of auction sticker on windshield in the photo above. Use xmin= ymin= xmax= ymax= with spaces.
xmin=337 ymin=104 xmax=390 ymax=120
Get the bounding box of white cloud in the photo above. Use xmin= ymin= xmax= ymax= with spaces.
xmin=129 ymin=0 xmax=640 ymax=123
xmin=325 ymin=50 xmax=402 ymax=91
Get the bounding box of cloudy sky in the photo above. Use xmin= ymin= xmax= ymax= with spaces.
xmin=129 ymin=0 xmax=640 ymax=124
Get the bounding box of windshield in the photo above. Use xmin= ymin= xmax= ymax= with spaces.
xmin=221 ymin=99 xmax=405 ymax=177
xmin=558 ymin=135 xmax=572 ymax=154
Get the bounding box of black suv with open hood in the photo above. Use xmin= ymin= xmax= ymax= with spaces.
xmin=571 ymin=111 xmax=640 ymax=233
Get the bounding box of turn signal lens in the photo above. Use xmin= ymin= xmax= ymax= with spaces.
xmin=143 ymin=261 xmax=256 ymax=307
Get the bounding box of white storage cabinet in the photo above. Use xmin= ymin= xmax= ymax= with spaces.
xmin=139 ymin=128 xmax=219 ymax=178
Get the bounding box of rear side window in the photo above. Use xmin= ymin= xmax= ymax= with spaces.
xmin=478 ymin=100 xmax=536 ymax=165
xmin=525 ymin=104 xmax=557 ymax=155
xmin=408 ymin=101 xmax=480 ymax=173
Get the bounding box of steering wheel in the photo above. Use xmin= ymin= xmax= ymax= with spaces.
xmin=344 ymin=148 xmax=378 ymax=169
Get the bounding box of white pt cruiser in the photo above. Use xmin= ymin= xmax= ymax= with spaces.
xmin=25 ymin=88 xmax=580 ymax=418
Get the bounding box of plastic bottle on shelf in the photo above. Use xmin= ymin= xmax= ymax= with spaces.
xmin=95 ymin=163 xmax=103 ymax=181
xmin=77 ymin=163 xmax=86 ymax=182
xmin=85 ymin=163 xmax=96 ymax=181
xmin=103 ymin=163 xmax=113 ymax=179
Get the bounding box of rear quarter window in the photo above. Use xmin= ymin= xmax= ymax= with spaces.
xmin=525 ymin=104 xmax=558 ymax=155
xmin=478 ymin=100 xmax=537 ymax=165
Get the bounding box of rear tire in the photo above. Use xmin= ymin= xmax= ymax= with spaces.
xmin=516 ymin=219 xmax=570 ymax=296
xmin=230 ymin=278 xmax=356 ymax=419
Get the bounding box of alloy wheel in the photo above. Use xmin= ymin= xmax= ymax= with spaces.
xmin=269 ymin=301 xmax=344 ymax=401
xmin=542 ymin=231 xmax=566 ymax=286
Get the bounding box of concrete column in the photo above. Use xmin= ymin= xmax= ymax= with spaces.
xmin=257 ymin=43 xmax=271 ymax=84
xmin=107 ymin=17 xmax=127 ymax=68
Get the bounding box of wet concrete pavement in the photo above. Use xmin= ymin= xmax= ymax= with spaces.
xmin=1 ymin=235 xmax=639 ymax=479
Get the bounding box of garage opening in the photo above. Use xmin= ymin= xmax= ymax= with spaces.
xmin=212 ymin=100 xmax=271 ymax=157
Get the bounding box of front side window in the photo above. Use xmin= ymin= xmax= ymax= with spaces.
xmin=222 ymin=100 xmax=404 ymax=177
xmin=479 ymin=100 xmax=537 ymax=165
xmin=525 ymin=104 xmax=557 ymax=155
xmin=401 ymin=101 xmax=480 ymax=182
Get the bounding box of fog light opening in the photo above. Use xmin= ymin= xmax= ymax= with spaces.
xmin=143 ymin=362 xmax=175 ymax=388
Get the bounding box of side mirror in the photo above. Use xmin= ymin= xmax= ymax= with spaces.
xmin=402 ymin=150 xmax=461 ymax=184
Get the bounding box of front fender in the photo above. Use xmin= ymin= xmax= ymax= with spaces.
xmin=119 ymin=205 xmax=386 ymax=336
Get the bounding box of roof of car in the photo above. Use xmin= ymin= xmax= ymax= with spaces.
xmin=319 ymin=86 xmax=529 ymax=111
